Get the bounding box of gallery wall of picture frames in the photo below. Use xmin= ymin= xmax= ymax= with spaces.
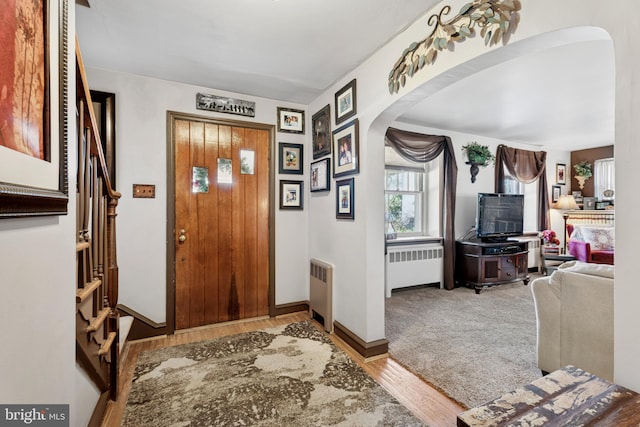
xmin=277 ymin=78 xmax=359 ymax=218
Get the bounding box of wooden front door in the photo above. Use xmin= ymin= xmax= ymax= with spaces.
xmin=172 ymin=115 xmax=271 ymax=329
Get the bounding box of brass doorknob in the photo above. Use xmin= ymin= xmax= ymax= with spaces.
xmin=178 ymin=229 xmax=186 ymax=242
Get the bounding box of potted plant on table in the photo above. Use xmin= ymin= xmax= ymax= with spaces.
xmin=573 ymin=161 xmax=592 ymax=189
xmin=462 ymin=142 xmax=495 ymax=183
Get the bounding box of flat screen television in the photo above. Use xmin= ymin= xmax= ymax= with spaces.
xmin=476 ymin=193 xmax=524 ymax=242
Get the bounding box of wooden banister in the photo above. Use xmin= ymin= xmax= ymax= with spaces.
xmin=75 ymin=37 xmax=119 ymax=200
xmin=75 ymin=36 xmax=123 ymax=406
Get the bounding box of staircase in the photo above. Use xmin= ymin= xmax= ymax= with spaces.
xmin=75 ymin=37 xmax=123 ymax=417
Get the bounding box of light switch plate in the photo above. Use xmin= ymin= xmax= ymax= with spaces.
xmin=133 ymin=184 xmax=155 ymax=198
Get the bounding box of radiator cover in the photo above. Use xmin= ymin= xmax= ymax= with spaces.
xmin=309 ymin=259 xmax=333 ymax=333
xmin=386 ymin=244 xmax=443 ymax=297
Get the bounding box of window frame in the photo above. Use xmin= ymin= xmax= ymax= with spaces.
xmin=384 ymin=164 xmax=427 ymax=237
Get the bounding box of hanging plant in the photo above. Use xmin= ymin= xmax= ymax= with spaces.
xmin=573 ymin=161 xmax=592 ymax=178
xmin=462 ymin=142 xmax=495 ymax=167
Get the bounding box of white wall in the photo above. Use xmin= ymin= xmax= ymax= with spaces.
xmin=0 ymin=0 xmax=79 ymax=422
xmin=308 ymin=0 xmax=640 ymax=392
xmin=85 ymin=68 xmax=309 ymax=321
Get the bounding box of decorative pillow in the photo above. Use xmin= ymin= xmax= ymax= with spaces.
xmin=569 ymin=226 xmax=584 ymax=241
xmin=580 ymin=227 xmax=615 ymax=251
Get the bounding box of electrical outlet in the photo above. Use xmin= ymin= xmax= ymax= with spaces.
xmin=133 ymin=184 xmax=155 ymax=198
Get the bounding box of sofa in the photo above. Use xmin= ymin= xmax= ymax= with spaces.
xmin=567 ymin=224 xmax=614 ymax=264
xmin=530 ymin=261 xmax=614 ymax=381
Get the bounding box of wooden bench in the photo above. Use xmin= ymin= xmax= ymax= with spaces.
xmin=457 ymin=365 xmax=640 ymax=426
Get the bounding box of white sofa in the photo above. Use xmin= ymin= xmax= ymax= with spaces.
xmin=530 ymin=261 xmax=614 ymax=380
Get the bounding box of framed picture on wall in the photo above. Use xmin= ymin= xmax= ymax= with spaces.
xmin=279 ymin=180 xmax=304 ymax=210
xmin=310 ymin=158 xmax=330 ymax=192
xmin=336 ymin=178 xmax=354 ymax=219
xmin=552 ymin=185 xmax=561 ymax=202
xmin=312 ymin=104 xmax=331 ymax=159
xmin=278 ymin=142 xmax=303 ymax=174
xmin=334 ymin=79 xmax=357 ymax=125
xmin=556 ymin=163 xmax=566 ymax=185
xmin=277 ymin=107 xmax=305 ymax=134
xmin=332 ymin=119 xmax=359 ymax=178
xmin=0 ymin=0 xmax=69 ymax=218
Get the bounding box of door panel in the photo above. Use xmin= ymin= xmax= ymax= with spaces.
xmin=174 ymin=119 xmax=269 ymax=329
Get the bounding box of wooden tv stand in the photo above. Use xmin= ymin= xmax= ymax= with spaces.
xmin=455 ymin=239 xmax=529 ymax=294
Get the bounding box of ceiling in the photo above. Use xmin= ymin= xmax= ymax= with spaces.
xmin=75 ymin=0 xmax=615 ymax=150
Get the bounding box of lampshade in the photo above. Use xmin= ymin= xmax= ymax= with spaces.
xmin=553 ymin=194 xmax=578 ymax=210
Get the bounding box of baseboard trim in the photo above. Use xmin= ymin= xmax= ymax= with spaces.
xmin=333 ymin=321 xmax=389 ymax=359
xmin=117 ymin=304 xmax=168 ymax=341
xmin=87 ymin=390 xmax=110 ymax=427
xmin=274 ymin=301 xmax=309 ymax=317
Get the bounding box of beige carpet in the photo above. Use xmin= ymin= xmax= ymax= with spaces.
xmin=385 ymin=280 xmax=542 ymax=409
xmin=122 ymin=320 xmax=425 ymax=426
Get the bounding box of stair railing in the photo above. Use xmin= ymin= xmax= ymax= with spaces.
xmin=75 ymin=36 xmax=122 ymax=403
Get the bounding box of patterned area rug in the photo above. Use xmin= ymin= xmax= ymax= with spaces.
xmin=122 ymin=321 xmax=424 ymax=426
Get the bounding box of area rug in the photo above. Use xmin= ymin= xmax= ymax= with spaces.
xmin=385 ymin=280 xmax=542 ymax=409
xmin=122 ymin=320 xmax=424 ymax=426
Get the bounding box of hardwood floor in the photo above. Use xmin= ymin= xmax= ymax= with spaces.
xmin=102 ymin=312 xmax=464 ymax=427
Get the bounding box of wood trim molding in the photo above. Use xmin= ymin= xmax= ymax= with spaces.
xmin=274 ymin=301 xmax=309 ymax=317
xmin=87 ymin=391 xmax=110 ymax=427
xmin=117 ymin=304 xmax=168 ymax=341
xmin=333 ymin=321 xmax=389 ymax=359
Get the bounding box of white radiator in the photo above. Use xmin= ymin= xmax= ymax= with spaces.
xmin=515 ymin=236 xmax=540 ymax=271
xmin=385 ymin=244 xmax=443 ymax=297
xmin=309 ymin=258 xmax=333 ymax=333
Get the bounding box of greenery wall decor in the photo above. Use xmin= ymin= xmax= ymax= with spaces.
xmin=462 ymin=142 xmax=495 ymax=183
xmin=462 ymin=142 xmax=495 ymax=166
xmin=573 ymin=160 xmax=592 ymax=189
xmin=573 ymin=161 xmax=593 ymax=178
xmin=388 ymin=0 xmax=521 ymax=95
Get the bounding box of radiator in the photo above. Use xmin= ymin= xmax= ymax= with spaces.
xmin=385 ymin=244 xmax=443 ymax=297
xmin=309 ymin=259 xmax=333 ymax=333
xmin=515 ymin=236 xmax=541 ymax=271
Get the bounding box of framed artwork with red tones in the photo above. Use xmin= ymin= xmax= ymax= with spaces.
xmin=0 ymin=0 xmax=69 ymax=218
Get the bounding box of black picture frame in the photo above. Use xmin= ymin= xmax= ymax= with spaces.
xmin=552 ymin=185 xmax=561 ymax=202
xmin=336 ymin=178 xmax=354 ymax=219
xmin=279 ymin=180 xmax=304 ymax=210
xmin=277 ymin=107 xmax=305 ymax=134
xmin=332 ymin=119 xmax=359 ymax=178
xmin=312 ymin=104 xmax=331 ymax=159
xmin=556 ymin=163 xmax=566 ymax=185
xmin=278 ymin=142 xmax=303 ymax=175
xmin=0 ymin=0 xmax=69 ymax=218
xmin=334 ymin=79 xmax=357 ymax=125
xmin=310 ymin=158 xmax=330 ymax=192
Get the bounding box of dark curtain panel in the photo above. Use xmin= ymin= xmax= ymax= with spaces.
xmin=494 ymin=144 xmax=549 ymax=230
xmin=385 ymin=127 xmax=458 ymax=290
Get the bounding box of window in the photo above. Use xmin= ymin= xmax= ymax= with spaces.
xmin=594 ymin=158 xmax=615 ymax=201
xmin=502 ymin=174 xmax=524 ymax=195
xmin=384 ymin=146 xmax=437 ymax=237
xmin=385 ymin=167 xmax=424 ymax=234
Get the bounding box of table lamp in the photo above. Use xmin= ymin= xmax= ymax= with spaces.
xmin=553 ymin=195 xmax=579 ymax=253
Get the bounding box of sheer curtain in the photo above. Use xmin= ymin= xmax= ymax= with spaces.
xmin=385 ymin=127 xmax=458 ymax=290
xmin=594 ymin=158 xmax=615 ymax=200
xmin=494 ymin=144 xmax=549 ymax=230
